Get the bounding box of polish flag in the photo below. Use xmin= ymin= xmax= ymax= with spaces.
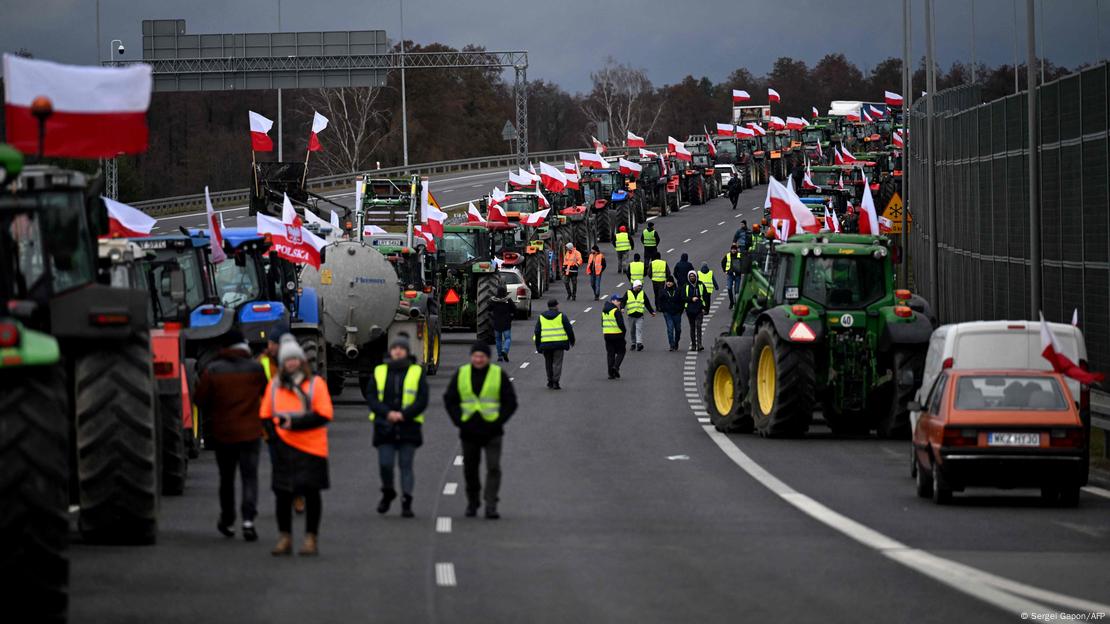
xmin=885 ymin=91 xmax=904 ymax=107
xmin=534 ymin=187 xmax=551 ymax=209
xmin=845 ymin=111 xmax=861 ymax=122
xmin=814 ymin=140 xmax=824 ymax=161
xmin=768 ymin=116 xmax=787 ymax=131
xmin=839 ymin=143 xmax=857 ymax=164
xmin=102 ymin=197 xmax=156 ymax=238
xmin=421 ymin=180 xmax=447 ymax=238
xmin=307 ymin=111 xmax=329 ymax=151
xmin=856 ymin=174 xmax=882 ymax=235
xmin=667 ymin=136 xmax=692 ymax=161
xmin=824 ymin=207 xmax=841 ymax=232
xmin=618 ymin=158 xmax=642 ymax=178
xmin=735 ymin=125 xmax=755 ymax=138
xmin=764 ymin=177 xmax=819 ymax=235
xmin=363 ymin=224 xmax=387 ymax=237
xmin=746 ymin=122 xmax=767 ymax=136
xmin=527 ymin=163 xmax=541 ymax=182
xmin=563 ymin=161 xmax=580 ymax=190
xmin=702 ymin=126 xmax=717 ymax=157
xmin=812 ymin=106 xmax=820 ymax=119
xmin=256 ymin=195 xmax=326 ymax=268
xmin=2 ymin=53 xmax=152 ymax=158
xmin=892 ymin=129 xmax=905 ymax=148
xmin=488 ymin=188 xmax=509 ymax=223
xmin=467 ymin=202 xmax=487 ymax=224
xmin=802 ymin=167 xmax=819 ymax=190
xmin=786 ymin=116 xmax=808 ymax=130
xmin=862 ymin=107 xmax=874 ymax=123
xmin=626 ymin=131 xmax=646 ymax=148
xmin=639 ymin=148 xmax=659 ymax=159
xmin=249 ymin=111 xmax=274 ymax=152
xmin=579 ymin=151 xmax=607 ymax=169
xmin=521 ymin=208 xmax=550 ymax=226
xmin=508 ymin=169 xmax=533 ymax=187
xmin=732 ymin=89 xmax=750 ymax=103
xmin=716 ymin=122 xmax=735 ymax=137
xmin=868 ymin=104 xmax=884 ymax=118
xmin=837 ymin=174 xmax=846 ymax=190
xmin=592 ymin=136 xmax=607 ymax=153
xmin=768 ymin=88 xmax=781 ymax=103
xmin=539 ymin=161 xmax=568 ymax=192
xmin=412 ymin=224 xmax=437 ymax=252
xmin=204 ymin=187 xmax=227 ymax=263
xmin=1039 ymin=313 xmax=1105 ymax=384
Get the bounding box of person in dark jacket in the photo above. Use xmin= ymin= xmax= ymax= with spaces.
xmin=683 ymin=270 xmax=710 ymax=351
xmin=365 ymin=336 xmax=430 ymax=518
xmin=726 ymin=176 xmax=742 ymax=210
xmin=721 ymin=243 xmax=751 ymax=309
xmin=194 ymin=329 xmax=268 ymax=542
xmin=656 ymin=278 xmax=686 ymax=351
xmin=733 ymin=220 xmax=752 ymax=250
xmin=490 ymin=284 xmax=516 ymax=362
xmin=601 ymin=294 xmax=627 ymax=378
xmin=533 ymin=298 xmax=575 ymax=389
xmin=443 ymin=342 xmax=519 ymax=519
xmin=672 ymin=253 xmax=695 ymax=285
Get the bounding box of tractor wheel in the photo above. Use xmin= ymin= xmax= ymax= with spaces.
xmin=616 ymin=203 xmax=631 ymax=236
xmin=524 ymin=253 xmax=545 ymax=298
xmin=595 ymin=209 xmax=611 ymax=243
xmin=75 ymin=334 xmax=159 ymax=545
xmin=326 ymin=372 xmax=346 ymax=396
xmin=476 ymin=275 xmax=498 ymax=345
xmin=572 ymin=220 xmax=588 ymax=253
xmin=0 ymin=363 xmax=69 ymax=623
xmin=878 ymin=349 xmax=926 ymax=439
xmin=636 ymin=195 xmax=647 ymax=223
xmin=705 ymin=337 xmax=754 ymax=433
xmin=426 ymin=315 xmax=442 ymax=376
xmin=750 ymin=324 xmax=815 ymax=437
xmin=157 ymin=387 xmax=188 ymax=496
xmin=658 ymin=192 xmax=669 ymax=216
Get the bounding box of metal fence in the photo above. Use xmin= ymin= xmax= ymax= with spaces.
xmin=907 ymin=62 xmax=1110 ymax=376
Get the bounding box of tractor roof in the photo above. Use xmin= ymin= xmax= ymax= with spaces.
xmin=187 ymin=227 xmax=265 ymax=249
xmin=777 ymin=232 xmax=891 ymax=256
xmin=134 ymin=232 xmax=210 ymax=249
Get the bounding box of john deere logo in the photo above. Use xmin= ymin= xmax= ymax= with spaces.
xmin=840 ymin=313 xmax=854 ymax=327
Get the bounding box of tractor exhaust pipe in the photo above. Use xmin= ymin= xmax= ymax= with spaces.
xmin=344 ymin=325 xmax=359 ymax=360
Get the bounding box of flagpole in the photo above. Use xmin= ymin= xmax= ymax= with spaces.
xmin=252 ymin=149 xmax=259 ymax=196
xmin=302 ymin=146 xmax=311 ymax=188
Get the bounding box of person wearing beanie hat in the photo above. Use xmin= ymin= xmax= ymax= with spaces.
xmin=533 ymin=298 xmax=575 ymax=389
xmin=601 ymin=293 xmax=627 ymax=379
xmin=620 ymin=279 xmax=655 ymax=352
xmin=562 ymin=242 xmax=583 ymax=301
xmin=259 ymin=322 xmax=290 ymax=383
xmin=366 ymin=334 xmax=429 ymax=518
xmin=490 ymin=284 xmax=516 ymax=363
xmin=260 ymin=335 xmax=334 ymax=556
xmin=585 ymin=244 xmax=607 ymax=301
xmin=194 ymin=327 xmax=269 ymax=542
xmin=640 ymin=222 xmax=660 ymax=264
xmin=443 ymin=342 xmax=518 ymax=519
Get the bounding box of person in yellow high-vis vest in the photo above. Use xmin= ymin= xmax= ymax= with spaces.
xmin=621 ymin=280 xmax=656 ymax=351
xmin=366 ymin=336 xmax=429 ymax=518
xmin=532 ymin=298 xmax=575 ymax=389
xmin=444 ymin=342 xmax=519 ymax=519
xmin=613 ymin=225 xmax=633 ymax=273
xmin=626 ymin=253 xmax=646 ymax=284
xmin=640 ymin=222 xmax=660 ymax=263
xmin=601 ymin=294 xmax=628 ymax=379
xmin=649 ymin=256 xmax=670 ymax=303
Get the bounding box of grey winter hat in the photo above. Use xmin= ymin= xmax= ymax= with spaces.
xmin=389 ymin=335 xmax=412 ymax=355
xmin=278 ymin=335 xmax=306 ymax=364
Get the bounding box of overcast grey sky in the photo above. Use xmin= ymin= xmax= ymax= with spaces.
xmin=1 ymin=0 xmax=1107 ymax=92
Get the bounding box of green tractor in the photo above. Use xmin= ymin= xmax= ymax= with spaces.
xmin=704 ymin=233 xmax=933 ymax=438
xmin=437 ymin=224 xmax=501 ymax=343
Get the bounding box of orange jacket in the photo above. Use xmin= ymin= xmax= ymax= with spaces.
xmin=586 ymin=252 xmax=605 ymax=275
xmin=259 ymin=375 xmax=333 ymax=457
xmin=564 ymin=249 xmax=583 ymax=270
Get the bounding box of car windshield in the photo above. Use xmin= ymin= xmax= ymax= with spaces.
xmin=583 ymin=183 xmax=599 ymax=204
xmin=214 ymin=257 xmax=262 ymax=309
xmin=800 ymin=256 xmax=886 ymax=309
xmin=442 ymin=232 xmax=480 ymax=264
xmin=597 ymin=173 xmax=618 ymax=195
xmin=500 ymin=270 xmax=523 ymax=285
xmin=0 ymin=195 xmax=95 ymax=302
xmin=954 ymin=375 xmax=1068 ymax=410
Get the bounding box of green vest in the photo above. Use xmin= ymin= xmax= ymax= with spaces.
xmin=614 ymin=232 xmax=631 ymax=251
xmin=370 ymin=363 xmax=425 ymax=423
xmin=698 ymin=270 xmax=715 ymax=294
xmin=650 ymin=258 xmax=668 ymax=282
xmin=458 ymin=364 xmax=503 ymax=422
xmin=626 ymin=290 xmax=645 ymax=315
xmin=602 ymin=308 xmax=622 ymax=334
xmin=642 ymin=229 xmax=658 ymax=246
xmin=628 ymin=261 xmax=645 ymax=282
xmin=538 ymin=313 xmax=568 ymax=344
xmin=259 ymin=355 xmax=273 ymax=382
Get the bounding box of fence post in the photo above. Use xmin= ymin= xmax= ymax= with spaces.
xmin=1026 ymin=0 xmax=1041 ymax=318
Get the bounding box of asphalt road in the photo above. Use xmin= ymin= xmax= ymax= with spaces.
xmin=73 ymin=189 xmax=1110 ymax=623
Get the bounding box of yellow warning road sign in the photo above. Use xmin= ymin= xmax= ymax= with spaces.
xmin=882 ymin=192 xmax=906 ymax=234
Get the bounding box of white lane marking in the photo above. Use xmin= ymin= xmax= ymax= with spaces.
xmin=1082 ymin=485 xmax=1110 ymax=499
xmin=666 ymin=455 xmax=690 ymax=461
xmin=647 ymin=216 xmax=658 ymax=221
xmin=583 ymin=306 xmax=593 ymax=313
xmin=471 ymin=183 xmax=483 ymax=188
xmin=694 ymin=410 xmax=709 ymax=416
xmin=683 ymin=238 xmax=691 ymax=243
xmin=454 ymin=455 xmax=463 ymax=466
xmin=441 ymin=187 xmax=456 ymax=192
xmin=718 ymin=221 xmax=726 ymax=226
xmin=570 ymin=320 xmax=577 ymax=325
xmin=617 ymin=282 xmax=625 ymax=287
xmin=520 ymin=362 xmax=530 ymax=369
xmin=735 ymin=213 xmax=743 ymax=218
xmin=435 ymin=562 xmax=457 ymax=587
xmin=436 ymin=517 xmax=453 ymax=533
xmin=679 ymin=204 xmax=690 ymax=209
xmin=666 ymin=248 xmax=675 ymax=253
xmin=700 ymin=229 xmax=708 ymax=234
xmin=443 ymin=482 xmax=458 ymax=495
xmin=700 ymin=427 xmax=1110 ymax=617
xmin=698 ymin=417 xmax=711 ymax=423
xmin=509 ymin=377 xmax=515 ymax=381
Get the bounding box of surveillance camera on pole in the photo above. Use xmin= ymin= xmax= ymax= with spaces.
xmin=117 ymin=44 xmax=125 ymax=55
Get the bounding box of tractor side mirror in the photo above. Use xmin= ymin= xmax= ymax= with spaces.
xmin=755 ymin=294 xmax=768 ymax=308
xmin=168 ymin=266 xmax=187 ymax=306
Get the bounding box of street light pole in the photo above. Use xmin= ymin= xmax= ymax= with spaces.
xmin=400 ymin=0 xmax=410 ymax=168
xmin=901 ymin=0 xmax=911 ymax=287
xmin=1027 ymin=0 xmax=1041 ymax=317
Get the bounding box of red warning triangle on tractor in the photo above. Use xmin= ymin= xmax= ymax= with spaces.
xmin=444 ymin=288 xmax=461 ymax=304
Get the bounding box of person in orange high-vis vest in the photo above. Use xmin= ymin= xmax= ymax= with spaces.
xmin=585 ymin=245 xmax=607 ymax=301
xmin=563 ymin=242 xmax=584 ymax=301
xmin=260 ymin=335 xmax=333 ymax=556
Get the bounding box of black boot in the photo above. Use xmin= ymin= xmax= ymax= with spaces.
xmin=401 ymin=494 xmax=414 ymax=518
xmin=485 ymin=505 xmax=500 ymax=520
xmin=465 ymin=501 xmax=479 ymax=517
xmin=377 ymin=488 xmax=396 ymax=514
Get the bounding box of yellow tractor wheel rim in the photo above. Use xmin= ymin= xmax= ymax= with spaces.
xmin=713 ymin=364 xmax=734 ymax=416
xmin=423 ymin=321 xmax=431 ymax=364
xmin=432 ymin=331 xmax=441 ymax=366
xmin=757 ymin=345 xmax=776 ymax=415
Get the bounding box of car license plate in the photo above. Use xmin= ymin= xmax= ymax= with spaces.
xmin=987 ymin=432 xmax=1040 ymax=447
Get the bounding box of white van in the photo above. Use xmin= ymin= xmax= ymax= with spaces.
xmin=911 ymin=320 xmax=1089 ymax=431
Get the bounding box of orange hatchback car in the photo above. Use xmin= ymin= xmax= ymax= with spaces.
xmin=911 ymin=370 xmax=1087 ymax=506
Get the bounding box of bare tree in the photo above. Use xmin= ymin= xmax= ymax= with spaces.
xmin=296 ymin=87 xmax=393 ymax=174
xmin=582 ymin=58 xmax=665 ymax=146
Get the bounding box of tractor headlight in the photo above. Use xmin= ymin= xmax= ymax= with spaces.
xmin=801 ymin=247 xmax=810 ymax=256
xmin=813 ymin=247 xmax=823 ymax=257
xmin=872 ymin=248 xmax=887 ymax=259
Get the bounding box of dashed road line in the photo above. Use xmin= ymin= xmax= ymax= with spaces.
xmin=454 ymin=455 xmax=463 ymax=466
xmin=443 ymin=482 xmax=458 ymax=495
xmin=435 ymin=562 xmax=457 ymax=587
xmin=735 ymin=213 xmax=743 ymax=218
xmin=617 ymin=282 xmax=625 ymax=287
xmin=647 ymin=216 xmax=658 ymax=221
xmin=520 ymin=362 xmax=530 ymax=369
xmin=666 ymin=248 xmax=675 ymax=253
xmin=683 ymin=238 xmax=691 ymax=243
xmin=698 ymin=417 xmax=711 ymax=423
xmin=700 ymin=229 xmax=708 ymax=234
xmin=694 ymin=410 xmax=709 ymax=416
xmin=436 ymin=517 xmax=453 ymax=534
xmin=583 ymin=306 xmax=593 ymax=313
xmin=718 ymin=221 xmax=726 ymax=226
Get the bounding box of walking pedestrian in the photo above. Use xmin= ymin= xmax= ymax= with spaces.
xmin=613 ymin=225 xmax=633 ymax=274
xmin=657 ymin=278 xmax=686 ymax=351
xmin=683 ymin=271 xmax=710 ymax=351
xmin=366 ymin=336 xmax=429 ymax=518
xmin=698 ymin=262 xmax=718 ymax=298
xmin=672 ymin=252 xmax=695 ymax=284
xmin=257 ymin=324 xmax=305 ymax=514
xmin=586 ymin=245 xmax=606 ymax=301
xmin=649 ymin=255 xmax=670 ymax=303
xmin=533 ymin=298 xmax=575 ymax=389
xmin=563 ymin=242 xmax=583 ymax=301
xmin=194 ymin=329 xmax=268 ymax=542
xmin=727 ymin=175 xmax=742 ymax=210
xmin=721 ymin=244 xmax=746 ymax=309
xmin=490 ymin=285 xmax=516 ymax=362
xmin=601 ymin=294 xmax=627 ymax=379
xmin=260 ymin=335 xmax=334 ymax=556
xmin=622 ymin=280 xmax=655 ymax=351
xmin=641 ymin=222 xmax=660 ymax=263
xmin=733 ymin=220 xmax=752 ymax=250
xmin=443 ymin=342 xmax=518 ymax=519
xmin=626 ymin=253 xmax=645 ymax=284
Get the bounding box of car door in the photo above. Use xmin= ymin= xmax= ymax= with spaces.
xmin=914 ymin=373 xmax=948 ymax=465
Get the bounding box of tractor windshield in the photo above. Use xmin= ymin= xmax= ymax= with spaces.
xmin=148 ymin=249 xmax=208 ymax=315
xmin=716 ymin=140 xmax=737 ymax=159
xmin=0 ymin=193 xmax=95 ymax=302
xmin=214 ymin=257 xmax=263 ymax=309
xmin=802 ymin=129 xmax=825 ymax=144
xmin=800 ymin=256 xmax=886 ymax=309
xmin=504 ymin=196 xmax=537 ymax=214
xmin=442 ymin=232 xmax=480 ymax=264
xmin=641 ymin=160 xmax=662 ymax=179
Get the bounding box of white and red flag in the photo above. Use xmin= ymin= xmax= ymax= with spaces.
xmin=591 ymin=135 xmax=607 ymax=153
xmin=892 ymin=129 xmax=905 ymax=148
xmin=746 ymin=122 xmax=767 ymax=136
xmin=618 ymin=158 xmax=642 ymax=178
xmin=487 ymin=188 xmax=509 ymax=223
xmin=716 ymin=122 xmax=735 ymax=137
xmin=702 ymin=126 xmax=717 ymax=157
xmin=812 ymin=106 xmax=820 ymax=119
xmin=412 ymin=224 xmax=437 ymax=252
xmin=508 ymin=169 xmax=532 ymax=187
xmin=732 ymin=89 xmax=750 ymax=103
xmin=102 ymin=196 xmax=156 ymax=239
xmin=735 ymin=125 xmax=755 ymax=138
xmin=768 ymin=116 xmax=787 ymax=131
xmin=579 ymin=151 xmax=607 ymax=169
xmin=837 ymin=174 xmax=846 ymax=190
xmin=1039 ymin=313 xmax=1105 ymax=384
xmin=534 ymin=187 xmax=551 ymax=209
xmin=421 ymin=180 xmax=447 ymax=238
xmin=764 ymin=177 xmax=819 ymax=235
xmin=823 ymin=206 xmax=841 ymax=232
xmin=521 ymin=208 xmax=550 ymax=226
xmin=862 ymin=107 xmax=874 ymax=123
xmin=467 ymin=202 xmax=487 ymax=224
xmin=204 ymin=187 xmax=227 ymax=263
xmin=845 ymin=110 xmax=861 ymax=122
xmin=249 ymin=111 xmax=274 ymax=152
xmin=786 ymin=116 xmax=808 ymax=130
xmin=856 ymin=174 xmax=882 ymax=235
xmin=815 ymin=140 xmax=824 ymax=161
xmin=667 ymin=136 xmax=692 ymax=161
xmin=868 ymin=104 xmax=885 ymax=118
xmin=638 ymin=148 xmax=659 ymax=158
xmin=768 ymin=88 xmax=781 ymax=103
xmin=563 ymin=161 xmax=580 ymax=190
xmin=256 ymin=194 xmax=326 ymax=268
xmin=626 ymin=131 xmax=646 ymax=148
xmin=802 ymin=167 xmax=819 ymax=190
xmin=885 ymin=91 xmax=904 ymax=107
xmin=3 ymin=53 xmax=152 ymax=158
xmin=539 ymin=161 xmax=567 ymax=192
xmin=362 ymin=224 xmax=387 ymax=237
xmin=839 ymin=143 xmax=857 ymax=164
xmin=307 ymin=111 xmax=329 ymax=151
